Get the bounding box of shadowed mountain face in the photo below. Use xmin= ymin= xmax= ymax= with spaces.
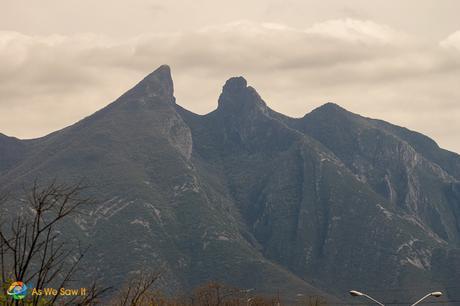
xmin=1 ymin=65 xmax=460 ymax=302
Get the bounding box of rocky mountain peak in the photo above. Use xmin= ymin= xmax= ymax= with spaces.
xmin=312 ymin=102 xmax=348 ymax=114
xmin=125 ymin=64 xmax=175 ymax=103
xmin=2 ymin=68 xmax=460 ymax=301
xmin=222 ymin=76 xmax=248 ymax=94
xmin=217 ymin=76 xmax=266 ymax=115
xmin=303 ymin=102 xmax=358 ymax=125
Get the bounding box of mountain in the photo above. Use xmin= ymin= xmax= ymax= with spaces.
xmin=0 ymin=133 xmax=27 ymax=173
xmin=1 ymin=65 xmax=459 ymax=302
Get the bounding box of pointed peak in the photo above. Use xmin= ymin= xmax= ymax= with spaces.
xmin=142 ymin=64 xmax=173 ymax=95
xmin=151 ymin=64 xmax=172 ymax=78
xmin=126 ymin=64 xmax=175 ymax=103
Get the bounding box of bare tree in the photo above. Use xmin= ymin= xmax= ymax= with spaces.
xmin=111 ymin=271 xmax=162 ymax=306
xmin=0 ymin=180 xmax=110 ymax=305
xmin=74 ymin=281 xmax=113 ymax=305
xmin=189 ymin=282 xmax=247 ymax=306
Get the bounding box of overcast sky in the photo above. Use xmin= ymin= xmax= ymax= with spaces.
xmin=2 ymin=0 xmax=460 ymax=152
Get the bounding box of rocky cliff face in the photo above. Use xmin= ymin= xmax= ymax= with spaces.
xmin=276 ymin=103 xmax=460 ymax=246
xmin=1 ymin=65 xmax=459 ymax=302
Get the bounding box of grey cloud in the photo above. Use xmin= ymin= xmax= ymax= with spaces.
xmin=1 ymin=21 xmax=460 ymax=152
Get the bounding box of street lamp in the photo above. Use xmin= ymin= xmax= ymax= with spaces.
xmin=349 ymin=290 xmax=385 ymax=306
xmin=411 ymin=292 xmax=442 ymax=306
xmin=243 ymin=288 xmax=254 ymax=306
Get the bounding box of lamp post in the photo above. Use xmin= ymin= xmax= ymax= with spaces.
xmin=349 ymin=290 xmax=442 ymax=306
xmin=411 ymin=292 xmax=442 ymax=306
xmin=243 ymin=288 xmax=254 ymax=306
xmin=349 ymin=290 xmax=385 ymax=306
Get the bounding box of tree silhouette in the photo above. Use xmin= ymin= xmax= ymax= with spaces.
xmin=0 ymin=180 xmax=110 ymax=305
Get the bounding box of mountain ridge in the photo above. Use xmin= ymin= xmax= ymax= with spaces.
xmin=1 ymin=65 xmax=459 ymax=302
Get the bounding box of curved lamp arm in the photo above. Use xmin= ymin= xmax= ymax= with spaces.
xmin=350 ymin=290 xmax=385 ymax=306
xmin=411 ymin=292 xmax=442 ymax=306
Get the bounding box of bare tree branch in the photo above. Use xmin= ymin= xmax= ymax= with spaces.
xmin=0 ymin=179 xmax=110 ymax=306
xmin=112 ymin=271 xmax=162 ymax=306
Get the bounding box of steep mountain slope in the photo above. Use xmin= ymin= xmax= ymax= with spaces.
xmin=373 ymin=119 xmax=460 ymax=180
xmin=0 ymin=66 xmax=333 ymax=299
xmin=177 ymin=79 xmax=456 ymax=301
xmin=274 ymin=103 xmax=460 ymax=246
xmin=1 ymin=65 xmax=459 ymax=302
